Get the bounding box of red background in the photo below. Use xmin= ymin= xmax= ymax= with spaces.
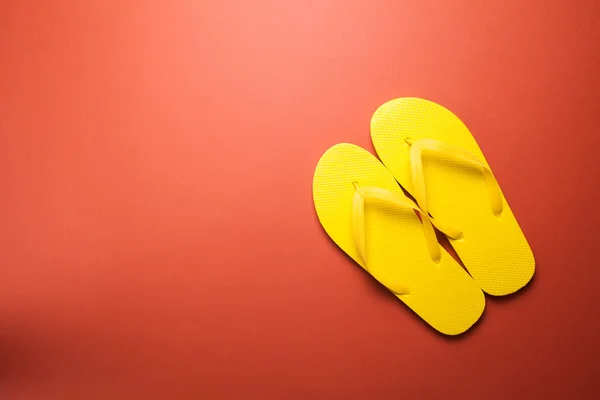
xmin=1 ymin=0 xmax=599 ymax=398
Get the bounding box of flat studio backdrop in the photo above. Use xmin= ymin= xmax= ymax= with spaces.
xmin=1 ymin=0 xmax=599 ymax=398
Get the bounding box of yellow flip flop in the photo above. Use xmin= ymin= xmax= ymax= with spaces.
xmin=313 ymin=143 xmax=484 ymax=335
xmin=370 ymin=98 xmax=535 ymax=296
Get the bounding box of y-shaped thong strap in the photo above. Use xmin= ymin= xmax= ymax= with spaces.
xmin=352 ymin=182 xmax=462 ymax=295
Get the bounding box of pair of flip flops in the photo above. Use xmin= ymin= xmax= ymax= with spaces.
xmin=313 ymin=98 xmax=535 ymax=335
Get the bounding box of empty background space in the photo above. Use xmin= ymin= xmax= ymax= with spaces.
xmin=1 ymin=0 xmax=599 ymax=398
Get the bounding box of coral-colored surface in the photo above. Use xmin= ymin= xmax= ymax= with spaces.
xmin=1 ymin=1 xmax=599 ymax=398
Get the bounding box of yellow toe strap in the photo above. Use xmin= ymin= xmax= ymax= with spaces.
xmin=406 ymin=138 xmax=503 ymax=227
xmin=352 ymin=182 xmax=462 ymax=294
